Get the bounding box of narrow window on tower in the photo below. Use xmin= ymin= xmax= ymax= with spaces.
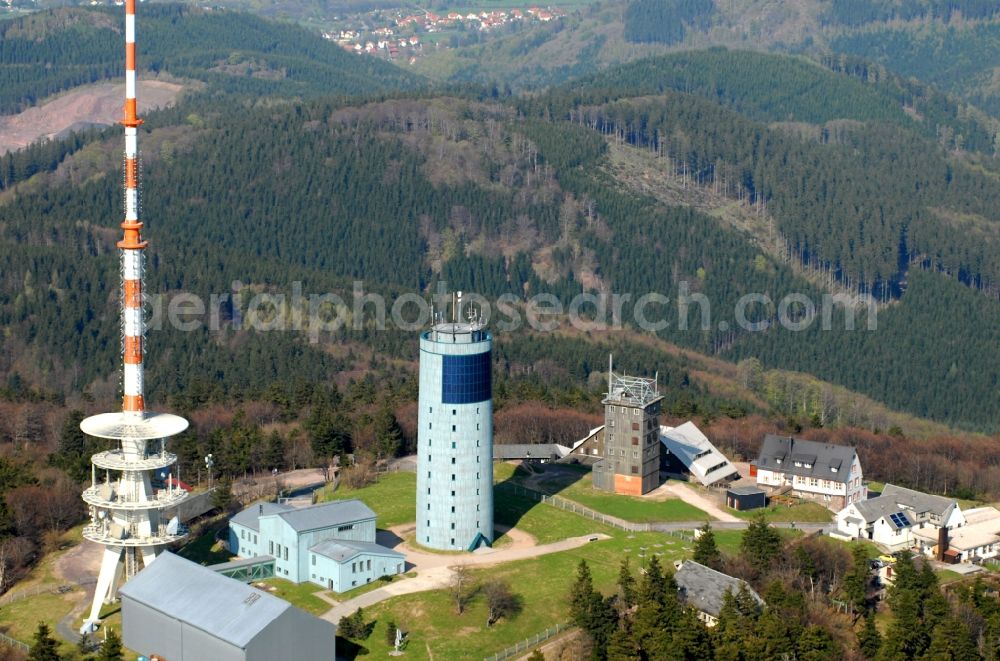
xmin=428 ymin=471 xmax=432 ymax=478
xmin=429 ymin=455 xmax=432 ymax=462
xmin=452 ymin=425 xmax=456 ymax=432
xmin=427 ymin=504 xmax=431 ymax=510
xmin=476 ymin=423 xmax=480 ymax=430
xmin=452 ymin=442 xmax=456 ymax=449
xmin=451 ymin=522 xmax=455 ymax=530
xmin=451 ymin=506 xmax=455 ymax=513
xmin=451 ymin=457 xmax=456 ymax=464
xmin=452 ymin=474 xmax=456 ymax=481
xmin=452 ymin=409 xmax=456 ymax=415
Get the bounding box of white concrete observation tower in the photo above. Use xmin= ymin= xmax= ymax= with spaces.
xmin=79 ymin=0 xmax=188 ymax=633
xmin=416 ymin=294 xmax=494 ymax=551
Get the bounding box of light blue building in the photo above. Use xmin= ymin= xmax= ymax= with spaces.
xmin=416 ymin=317 xmax=494 ymax=551
xmin=228 ymin=499 xmax=404 ymax=591
xmin=309 ymin=540 xmax=405 ymax=592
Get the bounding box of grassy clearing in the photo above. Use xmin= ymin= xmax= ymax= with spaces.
xmin=256 ymin=578 xmax=329 ymax=616
xmin=558 ymin=477 xmax=709 ymax=523
xmin=319 ymin=472 xmax=417 ymax=528
xmin=732 ymin=502 xmax=833 ymax=523
xmin=505 ymin=463 xmax=710 ymax=523
xmin=341 ymin=529 xmax=691 ymax=660
xmin=493 ymin=488 xmax=614 ymax=544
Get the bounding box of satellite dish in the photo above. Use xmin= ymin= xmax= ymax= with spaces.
xmin=166 ymin=516 xmax=179 ymax=536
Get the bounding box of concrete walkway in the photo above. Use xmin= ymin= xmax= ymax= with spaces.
xmin=320 ymin=533 xmax=611 ymax=623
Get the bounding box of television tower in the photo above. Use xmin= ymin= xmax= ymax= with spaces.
xmin=79 ymin=0 xmax=188 ymax=632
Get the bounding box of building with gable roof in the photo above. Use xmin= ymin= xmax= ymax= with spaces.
xmin=228 ymin=498 xmax=404 ymax=590
xmin=674 ymin=560 xmax=764 ymax=627
xmin=120 ymin=552 xmax=334 ymax=661
xmin=753 ymin=435 xmax=866 ymax=510
xmin=835 ymin=483 xmax=964 ymax=548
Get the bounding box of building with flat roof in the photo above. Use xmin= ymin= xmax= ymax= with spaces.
xmin=228 ymin=498 xmax=403 ymax=591
xmin=590 ymin=357 xmax=662 ymax=495
xmin=416 ymin=305 xmax=494 ymax=551
xmin=119 ymin=552 xmax=335 ymax=661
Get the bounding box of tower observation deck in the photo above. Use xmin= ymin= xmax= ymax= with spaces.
xmin=416 ymin=299 xmax=494 ymax=551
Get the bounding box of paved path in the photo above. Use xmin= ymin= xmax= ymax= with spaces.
xmin=644 ymin=481 xmax=741 ymax=523
xmin=321 ymin=533 xmax=611 ymax=623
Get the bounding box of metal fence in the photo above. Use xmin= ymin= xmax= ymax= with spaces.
xmin=483 ymin=622 xmax=571 ymax=661
xmin=0 ymin=577 xmax=96 ymax=607
xmin=496 ymin=482 xmax=652 ymax=532
xmin=0 ymin=631 xmax=30 ymax=653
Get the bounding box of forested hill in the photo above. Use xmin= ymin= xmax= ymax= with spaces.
xmin=4 ymin=79 xmax=1000 ymax=430
xmin=556 ymin=49 xmax=997 ymax=155
xmin=0 ymin=5 xmax=423 ymax=113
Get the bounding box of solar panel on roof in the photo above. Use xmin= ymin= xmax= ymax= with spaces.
xmin=889 ymin=512 xmax=910 ymax=528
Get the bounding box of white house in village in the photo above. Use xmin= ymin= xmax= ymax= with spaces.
xmin=753 ymin=435 xmax=866 ymax=511
xmin=835 ymin=483 xmax=964 ymax=549
xmin=912 ymin=506 xmax=1000 ymax=562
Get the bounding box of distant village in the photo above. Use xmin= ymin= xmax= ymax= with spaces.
xmin=322 ymin=6 xmax=566 ymax=62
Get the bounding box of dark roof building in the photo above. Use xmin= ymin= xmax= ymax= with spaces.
xmin=674 ymin=561 xmax=763 ymax=626
xmin=753 ymin=435 xmax=867 ymax=511
xmin=119 ymin=552 xmax=334 ymax=661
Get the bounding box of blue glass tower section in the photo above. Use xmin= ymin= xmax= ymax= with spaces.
xmin=416 ymin=323 xmax=493 ymax=551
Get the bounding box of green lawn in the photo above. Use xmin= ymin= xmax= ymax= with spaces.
xmin=256 ymin=578 xmax=330 ymax=616
xmin=502 ymin=464 xmax=710 ymax=524
xmin=935 ymin=570 xmax=967 ymax=585
xmin=176 ymin=518 xmax=235 ymax=566
xmin=557 ymin=478 xmax=709 ymax=523
xmin=493 ymin=488 xmax=614 ymax=544
xmin=732 ymin=502 xmax=833 ymax=523
xmin=341 ymin=528 xmax=690 ymax=659
xmin=318 ymin=472 xmax=417 ymax=528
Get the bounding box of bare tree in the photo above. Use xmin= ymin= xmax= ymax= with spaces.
xmin=483 ymin=579 xmax=520 ymax=627
xmin=449 ymin=566 xmax=476 ymax=614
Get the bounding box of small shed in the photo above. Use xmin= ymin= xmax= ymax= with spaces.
xmin=727 ymin=486 xmax=766 ymax=511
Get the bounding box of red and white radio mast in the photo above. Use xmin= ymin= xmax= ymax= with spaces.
xmin=79 ymin=0 xmax=189 ymax=632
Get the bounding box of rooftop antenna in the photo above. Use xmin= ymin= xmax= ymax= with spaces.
xmin=456 ymin=290 xmax=464 ymax=324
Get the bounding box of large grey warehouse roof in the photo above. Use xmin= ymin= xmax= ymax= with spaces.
xmin=675 ymin=561 xmax=763 ymax=618
xmin=755 ymin=435 xmax=857 ymax=485
xmin=310 ymin=539 xmax=405 ymax=563
xmin=119 ymin=552 xmax=290 ymax=649
xmin=274 ymin=499 xmax=376 ymax=532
